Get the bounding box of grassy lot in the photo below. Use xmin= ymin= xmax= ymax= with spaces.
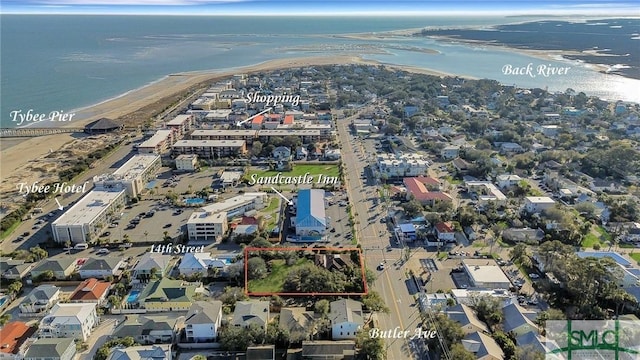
xmin=630 ymin=252 xmax=640 ymax=264
xmin=445 ymin=176 xmax=462 ymax=185
xmin=261 ymin=198 xmax=281 ymax=230
xmin=248 ymin=258 xmax=311 ymax=293
xmin=596 ymin=226 xmax=612 ymax=241
xmin=582 ymin=233 xmax=602 ymax=248
xmin=246 ymin=164 xmax=340 ymax=183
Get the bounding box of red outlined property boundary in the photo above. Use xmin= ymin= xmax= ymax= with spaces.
xmin=244 ymin=246 xmax=369 ymax=297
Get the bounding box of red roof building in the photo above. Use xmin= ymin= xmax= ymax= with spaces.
xmin=68 ymin=278 xmax=110 ymax=304
xmin=283 ymin=115 xmax=294 ymax=125
xmin=403 ymin=177 xmax=452 ymax=205
xmin=435 ymin=222 xmax=456 ymax=241
xmin=0 ymin=321 xmax=34 ymax=355
xmin=252 ymin=115 xmax=265 ymax=126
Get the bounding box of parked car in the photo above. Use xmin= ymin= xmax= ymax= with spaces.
xmin=529 ymin=273 xmax=540 ymax=279
xmin=96 ymin=248 xmax=110 ymax=255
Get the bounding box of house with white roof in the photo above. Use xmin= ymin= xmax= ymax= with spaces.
xmin=178 ymin=253 xmax=227 ymax=277
xmin=39 ymin=303 xmax=98 ymax=341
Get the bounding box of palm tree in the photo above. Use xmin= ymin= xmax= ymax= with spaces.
xmin=144 ymin=231 xmax=149 ymax=242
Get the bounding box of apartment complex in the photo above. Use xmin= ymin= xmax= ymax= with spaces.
xmin=93 ymin=154 xmax=161 ymax=197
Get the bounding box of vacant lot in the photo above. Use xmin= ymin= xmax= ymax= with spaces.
xmin=248 ymin=258 xmax=311 ymax=293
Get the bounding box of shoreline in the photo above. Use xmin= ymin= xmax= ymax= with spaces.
xmin=0 ymin=55 xmax=457 ymax=204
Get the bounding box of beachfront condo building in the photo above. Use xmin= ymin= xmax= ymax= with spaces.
xmin=137 ymin=129 xmax=175 ymax=155
xmin=93 ymin=154 xmax=161 ymax=198
xmin=190 ymin=129 xmax=258 ymax=145
xmin=166 ymin=114 xmax=195 ymax=137
xmin=171 ymin=139 xmax=247 ymax=159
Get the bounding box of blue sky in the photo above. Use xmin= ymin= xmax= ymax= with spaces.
xmin=1 ymin=0 xmax=638 ymax=15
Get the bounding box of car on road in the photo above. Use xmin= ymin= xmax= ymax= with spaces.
xmin=101 ymin=231 xmax=111 ymax=237
xmin=330 ymin=228 xmax=336 ymax=233
xmin=119 ymin=243 xmax=133 ymax=249
xmin=163 ymin=223 xmax=172 ymax=228
xmin=96 ymin=248 xmax=110 ymax=255
xmin=13 ymin=236 xmax=23 ymax=243
xmin=22 ymin=231 xmax=30 ymax=237
xmin=377 ymin=262 xmax=385 ymax=270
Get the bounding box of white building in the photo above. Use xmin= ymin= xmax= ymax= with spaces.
xmin=376 ymin=153 xmax=430 ymax=178
xmin=186 ymin=212 xmax=228 ymax=242
xmin=138 ymin=130 xmax=175 ymax=154
xmin=462 ymin=259 xmax=512 ymax=290
xmin=187 ymin=193 xmax=267 ymax=242
xmin=524 ymin=196 xmax=556 ymax=214
xmin=175 ymin=154 xmax=198 ymax=172
xmin=178 ymin=253 xmax=227 ymax=276
xmin=440 ymin=145 xmax=460 ymax=160
xmin=166 ymin=114 xmax=194 ymax=137
xmin=93 ymin=154 xmax=161 ymax=198
xmin=171 ymin=139 xmax=247 ymax=158
xmin=496 ymin=174 xmax=523 ymax=189
xmin=465 ymin=181 xmax=507 ymax=206
xmin=39 ymin=303 xmax=99 ymax=341
xmin=330 ymin=299 xmax=363 ymax=340
xmin=184 ymin=301 xmax=223 ymax=343
xmin=51 ymin=189 xmax=126 ymax=244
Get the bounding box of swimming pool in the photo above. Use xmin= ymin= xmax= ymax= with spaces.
xmin=0 ymin=296 xmax=8 ymax=307
xmin=126 ymin=290 xmax=140 ymax=303
xmin=146 ymin=180 xmax=157 ymax=189
xmin=185 ymin=198 xmax=205 ymax=205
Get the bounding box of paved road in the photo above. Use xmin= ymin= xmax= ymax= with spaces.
xmin=337 ymin=118 xmax=419 ymax=360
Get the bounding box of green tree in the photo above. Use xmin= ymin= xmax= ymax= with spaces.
xmin=314 ymin=299 xmax=330 ymax=317
xmin=364 ymin=268 xmax=377 ymax=287
xmin=509 ymin=243 xmax=532 ymax=268
xmin=29 ymin=246 xmax=48 ymax=261
xmin=401 ymin=197 xmax=424 ymax=217
xmin=515 ymin=345 xmax=546 ymax=360
xmin=356 ymin=329 xmax=386 ymax=360
xmin=470 ymin=294 xmax=503 ymax=328
xmin=247 ymin=257 xmax=268 ymax=280
xmin=493 ymin=331 xmax=516 ymax=359
xmin=449 ymin=343 xmax=476 ymax=360
xmin=0 ymin=314 xmax=11 ymax=326
xmin=7 ymin=281 xmax=22 ymax=297
xmin=362 ymin=291 xmax=389 ymax=313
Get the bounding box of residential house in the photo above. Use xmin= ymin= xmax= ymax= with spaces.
xmin=132 ymin=253 xmax=172 ymax=281
xmin=590 ymin=179 xmax=625 ymax=193
xmin=106 ymin=345 xmax=171 ymax=360
xmin=296 ymin=147 xmax=308 ymax=160
xmin=314 ymin=254 xmax=354 ymax=273
xmin=272 ymin=146 xmax=291 ymax=160
xmin=279 ymin=307 xmax=315 ymax=343
xmin=440 ymin=145 xmax=460 ymax=160
xmin=435 ymin=222 xmax=455 ymax=242
xmin=462 ymin=331 xmax=505 ymax=360
xmin=0 ymin=321 xmax=35 ymax=359
xmin=501 ymin=228 xmax=545 ymax=244
xmin=111 ymin=315 xmax=181 ymax=345
xmin=231 ymin=224 xmax=259 ymax=239
xmin=19 ymin=285 xmax=60 ymax=315
xmin=515 ymin=332 xmax=557 ymax=355
xmin=39 ymin=303 xmax=98 ymax=341
xmin=502 ymin=302 xmax=538 ymax=337
xmin=323 ymin=149 xmax=341 ymax=161
xmin=498 ymin=142 xmax=524 ymax=153
xmin=329 ymin=299 xmax=364 ymax=340
xmin=524 ymin=197 xmax=556 ymax=214
xmin=30 ymin=259 xmax=76 ymax=280
xmin=136 ymin=278 xmax=199 ymax=312
xmin=301 ymin=340 xmax=356 ymax=360
xmin=184 ymin=301 xmax=223 ymax=343
xmin=68 ymin=278 xmax=111 ymax=305
xmin=23 ymin=338 xmax=76 ymax=360
xmin=178 ymin=253 xmax=226 ymax=277
xmin=446 ymin=304 xmax=490 ymax=334
xmin=496 ymin=174 xmax=522 ymax=189
xmin=232 ymin=301 xmax=270 ymax=330
xmin=0 ymin=258 xmax=32 ymax=281
xmin=78 ymin=257 xmax=125 ymax=280
xmin=452 ymin=158 xmax=471 ymax=174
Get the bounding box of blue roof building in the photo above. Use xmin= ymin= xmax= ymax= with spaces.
xmin=293 ymin=189 xmax=327 ymax=239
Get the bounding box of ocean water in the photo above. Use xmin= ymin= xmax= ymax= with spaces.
xmin=1 ymin=15 xmax=638 ymax=128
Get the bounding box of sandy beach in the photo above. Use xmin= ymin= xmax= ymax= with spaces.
xmin=0 ymin=54 xmax=459 ymax=207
